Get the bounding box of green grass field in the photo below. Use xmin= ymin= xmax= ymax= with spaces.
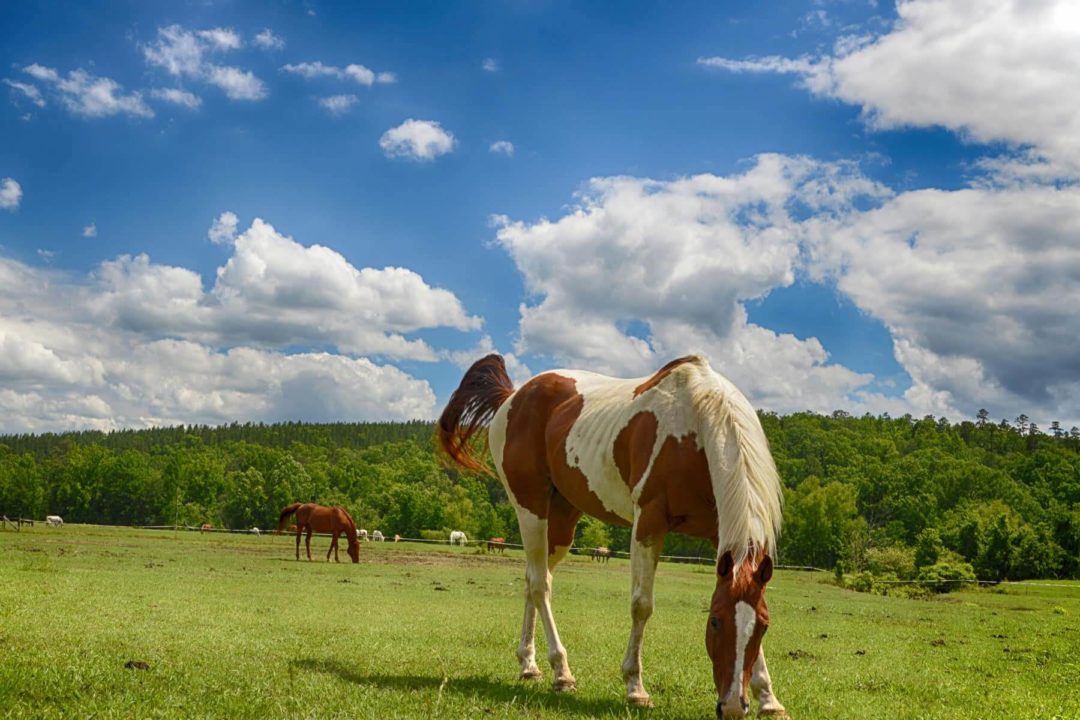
xmin=0 ymin=525 xmax=1076 ymax=720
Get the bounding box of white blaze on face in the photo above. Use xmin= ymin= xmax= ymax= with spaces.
xmin=728 ymin=600 xmax=757 ymax=701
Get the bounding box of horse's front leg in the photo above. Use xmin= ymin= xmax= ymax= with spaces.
xmin=326 ymin=532 xmax=335 ymax=562
xmin=305 ymin=528 xmax=313 ymax=560
xmin=621 ymin=518 xmax=662 ymax=707
xmin=294 ymin=529 xmax=301 ymax=561
xmin=751 ymin=648 xmax=787 ymax=717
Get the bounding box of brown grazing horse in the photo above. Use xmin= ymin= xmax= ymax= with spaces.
xmin=591 ymin=546 xmax=611 ymax=563
xmin=438 ymin=355 xmax=785 ymax=719
xmin=277 ymin=503 xmax=360 ymax=563
xmin=487 ymin=537 xmax=507 ymax=553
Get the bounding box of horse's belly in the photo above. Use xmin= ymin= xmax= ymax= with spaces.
xmin=550 ymin=456 xmax=634 ymax=526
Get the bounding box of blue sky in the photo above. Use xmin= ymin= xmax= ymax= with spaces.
xmin=2 ymin=0 xmax=1079 ymax=433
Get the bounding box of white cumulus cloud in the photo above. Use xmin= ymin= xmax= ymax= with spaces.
xmin=281 ymin=61 xmax=396 ymax=86
xmin=22 ymin=64 xmax=153 ymax=118
xmin=143 ymin=25 xmax=266 ymax=102
xmin=254 ymin=29 xmax=285 ymax=50
xmin=82 ymin=223 xmax=97 ymax=238
xmin=197 ymin=27 xmax=242 ymax=51
xmin=319 ymin=94 xmax=358 ymax=114
xmin=3 ymin=79 xmax=46 ymax=108
xmin=207 ymin=211 xmax=239 ymax=245
xmin=379 ymin=119 xmax=456 ymax=162
xmin=151 ymin=87 xmax=202 ymax=109
xmin=0 ymin=178 xmax=21 ymax=210
xmin=0 ymin=216 xmax=484 ymax=432
xmin=493 ymin=154 xmax=888 ymax=411
xmin=700 ymin=0 xmax=1080 ymax=179
xmin=489 ymin=140 xmax=514 ymax=156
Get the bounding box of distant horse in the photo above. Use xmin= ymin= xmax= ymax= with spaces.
xmin=358 ymin=529 xmax=369 ymax=542
xmin=45 ymin=515 xmax=64 ymax=528
xmin=591 ymin=546 xmax=610 ymax=563
xmin=438 ymin=355 xmax=785 ymax=718
xmin=393 ymin=534 xmax=401 ymax=543
xmin=250 ymin=527 xmax=261 ymax=536
xmin=487 ymin=537 xmax=507 ymax=553
xmin=449 ymin=530 xmax=468 ymax=546
xmin=277 ymin=503 xmax=360 ymax=563
xmin=200 ymin=523 xmax=213 ymax=532
xmin=372 ymin=530 xmax=385 ymax=542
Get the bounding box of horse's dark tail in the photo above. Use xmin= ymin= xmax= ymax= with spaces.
xmin=437 ymin=354 xmax=515 ymax=473
xmin=276 ymin=503 xmax=302 ymax=533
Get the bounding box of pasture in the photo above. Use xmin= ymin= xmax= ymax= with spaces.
xmin=0 ymin=525 xmax=1076 ymax=720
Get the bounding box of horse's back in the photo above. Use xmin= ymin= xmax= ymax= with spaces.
xmin=490 ymin=356 xmax=775 ymax=544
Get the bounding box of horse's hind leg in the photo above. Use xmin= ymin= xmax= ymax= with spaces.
xmin=513 ymin=494 xmax=578 ymax=684
xmin=295 ymin=528 xmax=301 ymax=561
xmin=328 ymin=532 xmax=339 ymax=562
xmin=517 ymin=502 xmax=576 ymax=692
xmin=305 ymin=527 xmax=313 ymax=561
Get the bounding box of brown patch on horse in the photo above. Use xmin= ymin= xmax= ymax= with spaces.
xmin=499 ymin=373 xmax=579 ymax=519
xmin=632 ymin=355 xmax=700 ymax=398
xmin=635 ymin=432 xmax=716 ymax=543
xmin=547 ymin=490 xmax=583 ymax=557
xmin=437 ymin=354 xmax=515 ymax=472
xmin=544 ymin=389 xmax=631 ymax=527
xmin=613 ymin=411 xmax=659 ymax=492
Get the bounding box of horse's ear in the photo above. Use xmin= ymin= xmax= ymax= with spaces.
xmin=756 ymin=554 xmax=773 ymax=585
xmin=717 ymin=551 xmax=735 ymax=579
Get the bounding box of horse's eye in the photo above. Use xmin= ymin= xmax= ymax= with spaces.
xmin=709 ymin=616 xmax=720 ymax=630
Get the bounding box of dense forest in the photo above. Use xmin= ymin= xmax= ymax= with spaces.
xmin=1 ymin=412 xmax=1077 ymax=580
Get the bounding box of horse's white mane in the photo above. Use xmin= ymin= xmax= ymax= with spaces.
xmin=668 ymin=357 xmax=784 ymax=565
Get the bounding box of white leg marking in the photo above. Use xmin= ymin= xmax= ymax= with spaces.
xmin=620 ymin=523 xmax=661 ymax=705
xmin=517 ymin=508 xmax=575 ymax=691
xmin=751 ymin=648 xmax=786 ymax=715
xmin=517 ymin=592 xmax=541 ymax=680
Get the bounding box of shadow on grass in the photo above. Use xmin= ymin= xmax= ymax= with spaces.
xmin=292 ymin=657 xmax=634 ymax=717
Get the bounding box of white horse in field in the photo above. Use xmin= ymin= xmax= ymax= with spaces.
xmin=372 ymin=530 xmax=385 ymax=542
xmin=45 ymin=515 xmax=64 ymax=527
xmin=250 ymin=527 xmax=261 ymax=536
xmin=358 ymin=528 xmax=369 ymax=542
xmin=449 ymin=530 xmax=468 ymax=546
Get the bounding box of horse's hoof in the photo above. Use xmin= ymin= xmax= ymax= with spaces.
xmin=552 ymin=677 xmax=577 ymax=693
xmin=627 ymin=692 xmax=653 ymax=707
xmin=519 ymin=668 xmax=542 ymax=682
xmin=758 ymin=707 xmax=789 ymax=718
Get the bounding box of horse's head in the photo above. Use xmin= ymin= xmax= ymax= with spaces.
xmin=706 ymin=550 xmax=772 ymax=719
xmin=347 ymin=529 xmax=360 ymax=563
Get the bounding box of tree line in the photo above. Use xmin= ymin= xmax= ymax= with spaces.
xmin=0 ymin=412 xmax=1076 ymax=580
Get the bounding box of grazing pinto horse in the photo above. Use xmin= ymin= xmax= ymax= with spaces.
xmin=200 ymin=523 xmax=213 ymax=532
xmin=277 ymin=503 xmax=360 ymax=564
xmin=487 ymin=537 xmax=507 ymax=553
xmin=358 ymin=529 xmax=369 ymax=542
xmin=438 ymin=355 xmax=785 ymax=719
xmin=591 ymin=546 xmax=611 ymax=563
xmin=45 ymin=515 xmax=64 ymax=528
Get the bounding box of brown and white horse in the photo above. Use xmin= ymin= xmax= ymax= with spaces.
xmin=438 ymin=355 xmax=785 ymax=719
xmin=276 ymin=503 xmax=360 ymax=564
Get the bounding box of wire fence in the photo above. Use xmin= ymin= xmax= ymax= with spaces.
xmin=131 ymin=524 xmax=1080 ymax=589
